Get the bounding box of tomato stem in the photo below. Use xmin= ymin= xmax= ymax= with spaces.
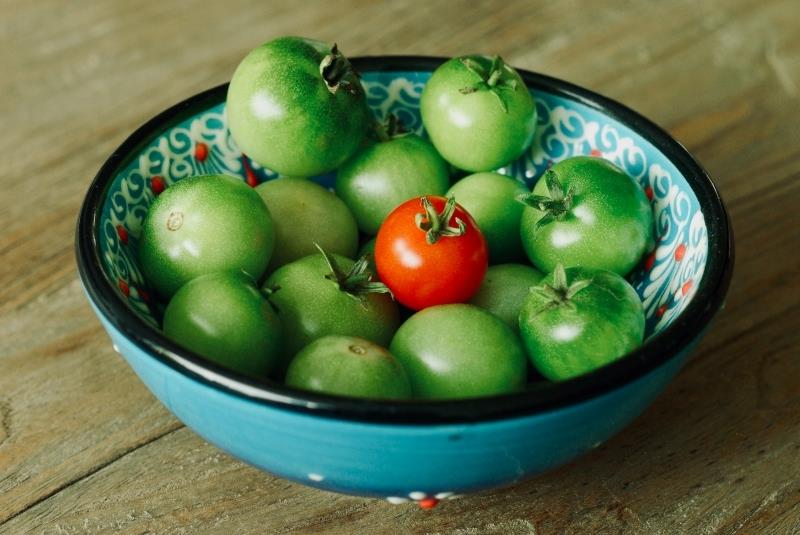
xmin=516 ymin=169 xmax=575 ymax=231
xmin=315 ymin=243 xmax=393 ymax=305
xmin=530 ymin=264 xmax=593 ymax=315
xmin=414 ymin=196 xmax=466 ymax=245
xmin=320 ymin=43 xmax=360 ymax=95
xmin=372 ymin=113 xmax=409 ymax=142
xmin=458 ymin=55 xmax=517 ymax=113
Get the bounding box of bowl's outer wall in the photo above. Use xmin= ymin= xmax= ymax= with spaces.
xmin=95 ymin=301 xmax=694 ymax=498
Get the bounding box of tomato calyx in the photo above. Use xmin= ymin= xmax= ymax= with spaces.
xmin=530 ymin=264 xmax=592 ymax=316
xmin=414 ymin=196 xmax=467 ymax=245
xmin=315 ymin=244 xmax=393 ymax=305
xmin=319 ymin=43 xmax=361 ymax=95
xmin=516 ymin=169 xmax=575 ymax=230
xmin=372 ymin=113 xmax=409 ymax=142
xmin=459 ymin=56 xmax=519 ymax=113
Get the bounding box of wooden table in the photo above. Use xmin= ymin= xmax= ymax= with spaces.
xmin=2 ymin=0 xmax=798 ymax=532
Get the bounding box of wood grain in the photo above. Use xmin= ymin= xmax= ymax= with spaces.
xmin=2 ymin=0 xmax=799 ymax=533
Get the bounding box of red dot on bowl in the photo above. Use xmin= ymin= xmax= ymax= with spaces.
xmin=116 ymin=225 xmax=128 ymax=244
xmin=151 ymin=176 xmax=166 ymax=195
xmin=138 ymin=288 xmax=150 ymax=302
xmin=644 ymin=251 xmax=656 ymax=271
xmin=242 ymin=157 xmax=258 ymax=187
xmin=675 ymin=243 xmax=686 ymax=261
xmin=682 ymin=280 xmax=693 ymax=295
xmin=645 ymin=186 xmax=654 ymax=201
xmin=657 ymin=304 xmax=668 ymax=318
xmin=418 ymin=497 xmax=439 ymax=509
xmin=590 ymin=148 xmax=601 ymax=157
xmin=195 ymin=142 xmax=209 ymax=162
xmin=118 ymin=279 xmax=130 ymax=296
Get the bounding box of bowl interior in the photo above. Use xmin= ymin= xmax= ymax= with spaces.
xmin=97 ymin=68 xmax=707 ymax=346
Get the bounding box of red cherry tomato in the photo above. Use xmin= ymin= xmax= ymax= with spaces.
xmin=375 ymin=196 xmax=488 ymax=310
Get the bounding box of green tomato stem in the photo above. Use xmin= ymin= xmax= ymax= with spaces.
xmin=414 ymin=196 xmax=467 ymax=245
xmin=516 ymin=169 xmax=575 ymax=231
xmin=319 ymin=43 xmax=360 ymax=95
xmin=530 ymin=264 xmax=593 ymax=315
xmin=314 ymin=243 xmax=393 ymax=305
xmin=372 ymin=113 xmax=408 ymax=142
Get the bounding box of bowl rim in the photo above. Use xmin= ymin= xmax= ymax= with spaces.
xmin=75 ymin=55 xmax=734 ymax=424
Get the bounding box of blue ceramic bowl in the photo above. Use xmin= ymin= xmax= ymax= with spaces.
xmin=76 ymin=57 xmax=733 ymax=504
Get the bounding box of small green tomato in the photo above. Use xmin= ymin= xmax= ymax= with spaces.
xmin=285 ymin=336 xmax=411 ymax=399
xmin=519 ymin=265 xmax=645 ymax=381
xmin=163 ymin=271 xmax=282 ymax=377
xmin=255 ymin=177 xmax=358 ymax=272
xmin=139 ymin=174 xmax=274 ymax=298
xmin=447 ymin=172 xmax=529 ymax=263
xmin=469 ymin=263 xmax=543 ymax=333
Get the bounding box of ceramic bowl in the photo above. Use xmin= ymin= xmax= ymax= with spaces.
xmin=76 ymin=56 xmax=733 ymax=505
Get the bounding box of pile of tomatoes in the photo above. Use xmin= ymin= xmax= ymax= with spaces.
xmin=138 ymin=37 xmax=655 ymax=401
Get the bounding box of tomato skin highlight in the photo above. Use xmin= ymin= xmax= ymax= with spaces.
xmin=374 ymin=196 xmax=488 ymax=310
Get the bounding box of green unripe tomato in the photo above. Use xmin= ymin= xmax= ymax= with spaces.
xmin=264 ymin=251 xmax=401 ymax=364
xmin=139 ymin=174 xmax=274 ymax=298
xmin=226 ymin=36 xmax=370 ymax=177
xmin=468 ymin=263 xmax=543 ymax=333
xmin=421 ymin=55 xmax=537 ymax=172
xmin=255 ymin=177 xmax=359 ymax=272
xmin=447 ymin=172 xmax=528 ymax=263
xmin=519 ymin=266 xmax=645 ymax=381
xmin=335 ymin=133 xmax=450 ymax=235
xmin=519 ymin=156 xmax=654 ymax=275
xmin=163 ymin=271 xmax=282 ymax=377
xmin=285 ymin=336 xmax=412 ymax=399
xmin=389 ymin=304 xmax=527 ymax=399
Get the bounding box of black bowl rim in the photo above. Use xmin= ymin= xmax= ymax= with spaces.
xmin=76 ymin=55 xmax=734 ymax=424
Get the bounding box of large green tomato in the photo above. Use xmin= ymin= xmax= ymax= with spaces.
xmin=285 ymin=336 xmax=411 ymax=399
xmin=447 ymin=172 xmax=528 ymax=263
xmin=163 ymin=271 xmax=282 ymax=377
xmin=264 ymin=249 xmax=400 ymax=366
xmin=519 ymin=156 xmax=654 ymax=275
xmin=468 ymin=263 xmax=543 ymax=333
xmin=421 ymin=55 xmax=537 ymax=172
xmin=519 ymin=265 xmax=645 ymax=381
xmin=256 ymin=177 xmax=358 ymax=272
xmin=139 ymin=174 xmax=274 ymax=298
xmin=389 ymin=304 xmax=527 ymax=399
xmin=336 ymin=128 xmax=450 ymax=235
xmin=226 ymin=37 xmax=370 ymax=177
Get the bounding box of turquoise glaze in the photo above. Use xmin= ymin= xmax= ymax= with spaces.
xmin=94 ymin=306 xmax=694 ymax=500
xmin=77 ymin=59 xmax=732 ymax=504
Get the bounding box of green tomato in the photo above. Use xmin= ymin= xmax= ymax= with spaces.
xmin=468 ymin=263 xmax=543 ymax=333
xmin=226 ymin=37 xmax=370 ymax=177
xmin=447 ymin=172 xmax=528 ymax=263
xmin=420 ymin=55 xmax=537 ymax=172
xmin=163 ymin=271 xmax=282 ymax=377
xmin=389 ymin=304 xmax=527 ymax=399
xmin=519 ymin=156 xmax=654 ymax=275
xmin=519 ymin=265 xmax=645 ymax=381
xmin=139 ymin=174 xmax=274 ymax=298
xmin=255 ymin=177 xmax=358 ymax=272
xmin=285 ymin=335 xmax=411 ymax=399
xmin=336 ymin=132 xmax=450 ymax=235
xmin=264 ymin=250 xmax=401 ymax=365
